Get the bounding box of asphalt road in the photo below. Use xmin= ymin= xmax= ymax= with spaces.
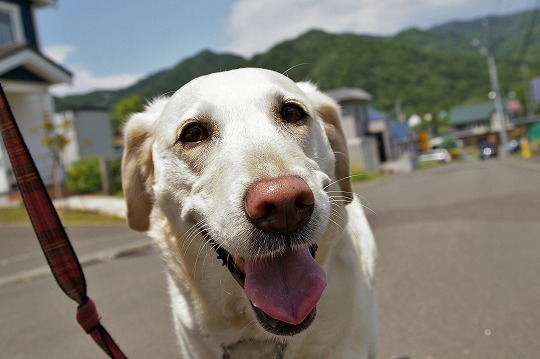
xmin=1 ymin=158 xmax=539 ymax=358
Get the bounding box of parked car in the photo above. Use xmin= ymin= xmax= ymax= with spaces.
xmin=479 ymin=142 xmax=497 ymax=159
xmin=507 ymin=139 xmax=520 ymax=154
xmin=417 ymin=149 xmax=452 ymax=164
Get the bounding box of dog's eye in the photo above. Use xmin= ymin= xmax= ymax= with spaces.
xmin=281 ymin=104 xmax=307 ymax=124
xmin=179 ymin=123 xmax=209 ymax=143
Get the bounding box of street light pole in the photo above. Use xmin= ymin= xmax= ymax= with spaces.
xmin=482 ymin=18 xmax=509 ymax=157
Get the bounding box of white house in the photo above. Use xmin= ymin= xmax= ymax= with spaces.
xmin=0 ymin=0 xmax=71 ymax=194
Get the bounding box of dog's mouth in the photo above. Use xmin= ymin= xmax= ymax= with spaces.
xmin=208 ymin=235 xmax=326 ymax=336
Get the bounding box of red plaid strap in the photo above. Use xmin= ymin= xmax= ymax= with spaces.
xmin=0 ymin=86 xmax=128 ymax=359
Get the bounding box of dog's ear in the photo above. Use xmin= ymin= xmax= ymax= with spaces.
xmin=298 ymin=82 xmax=353 ymax=203
xmin=121 ymin=99 xmax=166 ymax=231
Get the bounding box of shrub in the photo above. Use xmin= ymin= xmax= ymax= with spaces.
xmin=66 ymin=156 xmax=123 ymax=195
xmin=108 ymin=157 xmax=123 ymax=195
xmin=66 ymin=157 xmax=101 ymax=194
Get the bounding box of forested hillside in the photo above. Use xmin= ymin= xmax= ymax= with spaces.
xmin=55 ymin=9 xmax=539 ymax=117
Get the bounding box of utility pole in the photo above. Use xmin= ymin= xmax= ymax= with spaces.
xmin=481 ymin=18 xmax=509 ymax=157
xmin=521 ymin=64 xmax=534 ymax=118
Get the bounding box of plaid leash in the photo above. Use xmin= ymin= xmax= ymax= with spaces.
xmin=0 ymin=86 xmax=128 ymax=359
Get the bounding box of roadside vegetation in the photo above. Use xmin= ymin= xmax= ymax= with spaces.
xmin=0 ymin=207 xmax=125 ymax=225
xmin=351 ymin=170 xmax=385 ymax=183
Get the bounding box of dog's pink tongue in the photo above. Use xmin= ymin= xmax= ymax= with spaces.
xmin=244 ymin=246 xmax=326 ymax=325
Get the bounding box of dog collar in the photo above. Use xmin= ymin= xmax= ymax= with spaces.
xmin=208 ymin=237 xmax=246 ymax=287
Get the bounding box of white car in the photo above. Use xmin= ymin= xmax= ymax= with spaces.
xmin=417 ymin=149 xmax=452 ymax=164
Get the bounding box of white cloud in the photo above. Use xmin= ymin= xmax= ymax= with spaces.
xmin=49 ymin=65 xmax=144 ymax=97
xmin=43 ymin=45 xmax=144 ymax=97
xmin=43 ymin=45 xmax=76 ymax=63
xmin=224 ymin=0 xmax=486 ymax=57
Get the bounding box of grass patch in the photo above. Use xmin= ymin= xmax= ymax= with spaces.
xmin=351 ymin=170 xmax=385 ymax=183
xmin=0 ymin=206 xmax=125 ymax=224
xmin=417 ymin=160 xmax=445 ymax=169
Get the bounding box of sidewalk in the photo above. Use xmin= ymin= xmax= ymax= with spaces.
xmin=53 ymin=194 xmax=127 ymax=218
xmin=0 ymin=196 xmax=154 ymax=288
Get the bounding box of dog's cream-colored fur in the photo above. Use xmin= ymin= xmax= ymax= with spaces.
xmin=122 ymin=68 xmax=377 ymax=358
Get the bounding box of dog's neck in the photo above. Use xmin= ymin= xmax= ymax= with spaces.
xmin=221 ymin=338 xmax=287 ymax=359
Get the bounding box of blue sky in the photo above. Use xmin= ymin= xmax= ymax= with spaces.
xmin=36 ymin=0 xmax=539 ymax=96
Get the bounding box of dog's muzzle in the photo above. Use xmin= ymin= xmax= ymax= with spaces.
xmin=208 ymin=235 xmax=324 ymax=336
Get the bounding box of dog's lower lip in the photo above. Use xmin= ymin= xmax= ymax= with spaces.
xmin=252 ymin=305 xmax=317 ymax=336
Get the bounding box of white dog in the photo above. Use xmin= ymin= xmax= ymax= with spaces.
xmin=122 ymin=68 xmax=377 ymax=358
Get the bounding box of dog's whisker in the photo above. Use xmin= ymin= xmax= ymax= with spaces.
xmin=200 ymin=245 xmax=214 ymax=280
xmin=322 ymin=172 xmax=373 ymax=192
xmin=221 ymin=286 xmax=244 ymax=299
xmin=329 ymin=196 xmax=377 ymax=215
xmin=327 ymin=217 xmax=344 ymax=233
xmin=157 ymin=91 xmax=176 ymax=99
xmin=326 ymin=189 xmax=372 ymax=205
xmin=328 ymin=192 xmax=377 ymax=214
xmin=178 ymin=222 xmax=201 ymax=245
xmin=239 ymin=319 xmax=259 ymax=337
xmin=180 ymin=221 xmax=212 ymax=256
xmin=282 ymin=63 xmax=311 ymax=77
xmin=180 ymin=225 xmax=206 ymax=257
xmin=190 ymin=225 xmax=216 ymax=279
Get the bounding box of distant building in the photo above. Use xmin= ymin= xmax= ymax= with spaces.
xmin=326 ymin=87 xmax=414 ymax=171
xmin=368 ymin=106 xmax=414 ymax=160
xmin=0 ymin=0 xmax=71 ymax=194
xmin=449 ymin=100 xmax=514 ymax=145
xmin=54 ymin=107 xmax=117 ymax=166
xmin=326 ymin=87 xmax=379 ymax=171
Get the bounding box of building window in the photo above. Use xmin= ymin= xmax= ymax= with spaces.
xmin=0 ymin=11 xmax=14 ymax=45
xmin=0 ymin=2 xmax=23 ymax=47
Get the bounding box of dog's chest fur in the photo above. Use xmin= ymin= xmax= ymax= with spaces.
xmin=222 ymin=339 xmax=286 ymax=359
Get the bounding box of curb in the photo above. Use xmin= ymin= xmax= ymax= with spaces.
xmin=0 ymin=240 xmax=153 ymax=289
xmin=53 ymin=195 xmax=127 ymax=219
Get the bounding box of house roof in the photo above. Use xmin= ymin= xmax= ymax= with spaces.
xmin=366 ymin=105 xmax=411 ymax=140
xmin=367 ymin=106 xmax=389 ymax=121
xmin=449 ymin=102 xmax=494 ymax=126
xmin=326 ymin=87 xmax=372 ymax=102
xmin=0 ymin=42 xmax=71 ymax=85
xmin=389 ymin=120 xmax=411 ymax=140
xmin=32 ymin=0 xmax=57 ymax=8
xmin=449 ymin=100 xmax=510 ymax=126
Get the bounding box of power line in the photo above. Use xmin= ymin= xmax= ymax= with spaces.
xmin=515 ymin=4 xmax=539 ymax=65
xmin=516 ymin=1 xmax=539 ymax=118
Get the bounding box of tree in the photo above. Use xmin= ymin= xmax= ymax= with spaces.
xmin=40 ymin=112 xmax=72 ymax=199
xmin=110 ymin=94 xmax=144 ymax=136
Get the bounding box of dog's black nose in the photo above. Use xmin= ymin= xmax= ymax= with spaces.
xmin=244 ymin=176 xmax=314 ymax=235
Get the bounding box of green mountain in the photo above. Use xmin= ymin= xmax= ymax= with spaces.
xmin=55 ymin=9 xmax=539 ymax=117
xmin=55 ymin=51 xmax=247 ymax=109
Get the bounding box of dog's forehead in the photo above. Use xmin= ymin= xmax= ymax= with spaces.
xmin=172 ymin=68 xmax=306 ymax=108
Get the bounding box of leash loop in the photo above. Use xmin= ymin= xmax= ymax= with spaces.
xmin=77 ymin=298 xmax=101 ymax=333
